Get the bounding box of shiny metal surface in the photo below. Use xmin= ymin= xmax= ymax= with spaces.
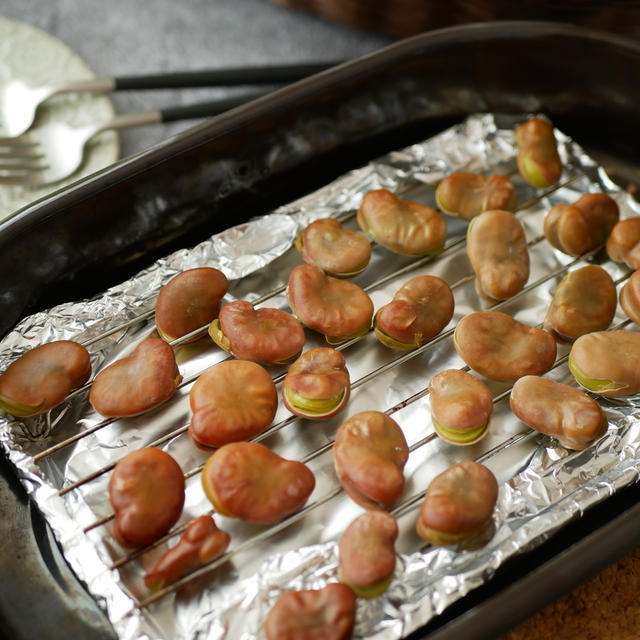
xmin=0 ymin=111 xmax=168 ymax=186
xmin=0 ymin=77 xmax=115 ymax=138
xmin=2 ymin=113 xmax=640 ymax=640
xmin=0 ymin=15 xmax=119 ymax=220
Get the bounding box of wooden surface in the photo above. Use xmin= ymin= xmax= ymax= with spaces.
xmin=501 ymin=546 xmax=640 ymax=640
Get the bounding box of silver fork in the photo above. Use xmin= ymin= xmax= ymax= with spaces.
xmin=0 ymin=62 xmax=339 ymax=137
xmin=0 ymin=93 xmax=267 ymax=186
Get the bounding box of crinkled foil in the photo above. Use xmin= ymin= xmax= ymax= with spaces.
xmin=2 ymin=113 xmax=640 ymax=640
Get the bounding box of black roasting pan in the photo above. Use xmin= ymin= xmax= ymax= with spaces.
xmin=1 ymin=21 xmax=640 ymax=640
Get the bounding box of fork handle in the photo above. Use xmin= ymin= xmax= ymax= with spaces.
xmin=93 ymin=92 xmax=270 ymax=134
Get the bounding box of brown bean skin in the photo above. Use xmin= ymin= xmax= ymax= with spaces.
xmin=338 ymin=510 xmax=398 ymax=598
xmin=210 ymin=300 xmax=306 ymax=365
xmin=144 ymin=515 xmax=230 ymax=590
xmin=264 ymin=583 xmax=357 ymax=640
xmin=436 ymin=172 xmax=517 ymax=220
xmin=201 ymin=441 xmax=315 ymax=524
xmin=282 ymin=347 xmax=350 ymax=420
xmin=0 ymin=340 xmax=91 ymax=417
xmin=515 ymin=117 xmax=562 ymax=188
xmin=287 ymin=264 xmax=373 ymax=344
xmin=333 ymin=411 xmax=409 ymax=509
xmin=357 ymin=189 xmax=446 ymax=256
xmin=416 ymin=461 xmax=498 ymax=546
xmin=466 ymin=209 xmax=530 ymax=301
xmin=569 ymin=330 xmax=640 ymax=397
xmin=374 ymin=275 xmax=455 ymax=349
xmin=543 ymin=193 xmax=619 ymax=257
xmin=295 ymin=217 xmax=372 ymax=278
xmin=544 ymin=265 xmax=617 ymax=342
xmin=109 ymin=447 xmax=185 ymax=547
xmin=189 ymin=360 xmax=278 ymax=447
xmin=510 ymin=375 xmax=607 ymax=450
xmin=155 ymin=267 xmax=228 ymax=342
xmin=620 ymin=269 xmax=640 ymax=325
xmin=454 ymin=311 xmax=557 ymax=382
xmin=606 ymin=217 xmax=640 ymax=269
xmin=89 ymin=337 xmax=182 ymax=417
xmin=429 ymin=369 xmax=493 ymax=445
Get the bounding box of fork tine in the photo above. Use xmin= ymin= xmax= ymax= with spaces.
xmin=0 ymin=151 xmax=46 ymax=167
xmin=0 ymin=134 xmax=39 ymax=148
xmin=0 ymin=147 xmax=43 ymax=160
xmin=0 ymin=159 xmax=48 ymax=171
xmin=0 ymin=130 xmax=51 ymax=186
xmin=0 ymin=170 xmax=48 ymax=186
xmin=0 ymin=152 xmax=49 ymax=184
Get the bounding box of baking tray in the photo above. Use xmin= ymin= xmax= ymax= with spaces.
xmin=1 ymin=21 xmax=640 ymax=640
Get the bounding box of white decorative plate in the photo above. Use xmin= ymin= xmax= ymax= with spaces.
xmin=0 ymin=15 xmax=119 ymax=222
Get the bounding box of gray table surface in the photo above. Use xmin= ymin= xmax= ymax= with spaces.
xmin=2 ymin=0 xmax=393 ymax=160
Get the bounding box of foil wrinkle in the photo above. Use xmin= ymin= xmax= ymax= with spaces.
xmin=1 ymin=113 xmax=640 ymax=640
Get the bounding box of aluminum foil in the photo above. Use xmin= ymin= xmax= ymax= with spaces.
xmin=2 ymin=113 xmax=640 ymax=640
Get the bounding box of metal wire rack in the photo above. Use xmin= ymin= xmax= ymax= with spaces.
xmin=4 ymin=119 xmax=638 ymax=635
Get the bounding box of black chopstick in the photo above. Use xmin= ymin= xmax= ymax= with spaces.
xmin=111 ymin=61 xmax=345 ymax=90
xmin=157 ymin=89 xmax=273 ymax=122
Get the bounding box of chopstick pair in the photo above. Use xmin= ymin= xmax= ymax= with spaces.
xmin=0 ymin=61 xmax=345 ymax=140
